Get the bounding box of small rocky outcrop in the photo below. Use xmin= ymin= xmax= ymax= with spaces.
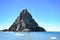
xmin=2 ymin=9 xmax=46 ymax=32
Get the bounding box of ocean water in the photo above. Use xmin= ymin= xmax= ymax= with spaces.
xmin=0 ymin=32 xmax=60 ymax=40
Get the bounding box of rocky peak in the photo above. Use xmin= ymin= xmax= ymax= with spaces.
xmin=3 ymin=9 xmax=46 ymax=32
xmin=22 ymin=9 xmax=28 ymax=13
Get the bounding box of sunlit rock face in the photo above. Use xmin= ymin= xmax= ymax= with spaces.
xmin=7 ymin=9 xmax=46 ymax=32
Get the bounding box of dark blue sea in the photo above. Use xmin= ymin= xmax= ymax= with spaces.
xmin=0 ymin=32 xmax=60 ymax=40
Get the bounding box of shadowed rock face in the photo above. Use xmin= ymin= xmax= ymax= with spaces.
xmin=2 ymin=9 xmax=46 ymax=32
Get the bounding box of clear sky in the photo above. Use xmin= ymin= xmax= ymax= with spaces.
xmin=0 ymin=0 xmax=60 ymax=31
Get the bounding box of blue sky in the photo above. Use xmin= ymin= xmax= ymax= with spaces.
xmin=0 ymin=0 xmax=60 ymax=31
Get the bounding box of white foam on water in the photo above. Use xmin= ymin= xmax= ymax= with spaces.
xmin=16 ymin=34 xmax=24 ymax=36
xmin=50 ymin=36 xmax=57 ymax=39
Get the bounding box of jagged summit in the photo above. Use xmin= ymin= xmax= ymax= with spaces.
xmin=2 ymin=9 xmax=46 ymax=32
xmin=22 ymin=9 xmax=28 ymax=13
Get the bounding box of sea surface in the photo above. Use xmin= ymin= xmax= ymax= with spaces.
xmin=0 ymin=32 xmax=60 ymax=40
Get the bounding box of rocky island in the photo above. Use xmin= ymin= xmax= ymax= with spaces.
xmin=2 ymin=9 xmax=46 ymax=32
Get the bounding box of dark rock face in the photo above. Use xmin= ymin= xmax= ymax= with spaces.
xmin=3 ymin=9 xmax=46 ymax=32
xmin=8 ymin=9 xmax=46 ymax=32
